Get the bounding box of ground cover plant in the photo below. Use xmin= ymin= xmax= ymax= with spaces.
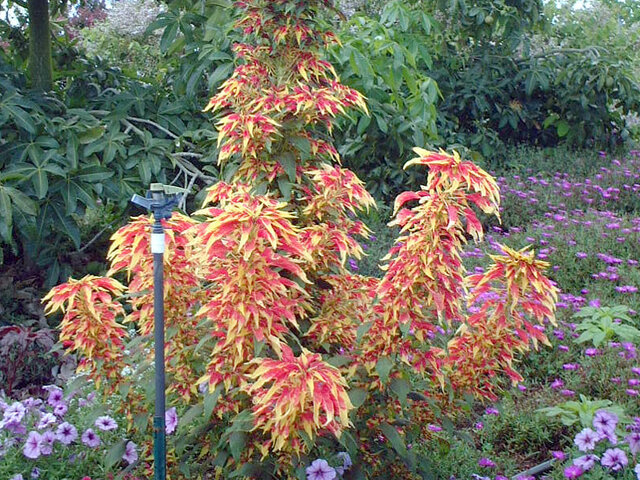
xmin=26 ymin=1 xmax=570 ymax=479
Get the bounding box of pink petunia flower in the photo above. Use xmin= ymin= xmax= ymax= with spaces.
xmin=593 ymin=410 xmax=618 ymax=434
xmin=306 ymin=459 xmax=336 ymax=480
xmin=36 ymin=413 xmax=56 ymax=430
xmin=23 ymin=431 xmax=42 ymax=459
xmin=39 ymin=430 xmax=55 ymax=455
xmin=95 ymin=416 xmax=118 ymax=432
xmin=81 ymin=428 xmax=101 ymax=448
xmin=601 ymin=448 xmax=628 ymax=471
xmin=55 ymin=422 xmax=78 ymax=445
xmin=165 ymin=408 xmax=178 ymax=435
xmin=122 ymin=441 xmax=138 ymax=465
xmin=564 ymin=465 xmax=583 ymax=479
xmin=573 ymin=454 xmax=598 ymax=471
xmin=574 ymin=428 xmax=599 ymax=452
xmin=626 ymin=432 xmax=640 ymax=455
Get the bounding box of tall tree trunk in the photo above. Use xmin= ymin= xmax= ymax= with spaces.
xmin=28 ymin=0 xmax=53 ymax=91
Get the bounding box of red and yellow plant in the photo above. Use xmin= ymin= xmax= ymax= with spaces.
xmin=43 ymin=1 xmax=560 ymax=479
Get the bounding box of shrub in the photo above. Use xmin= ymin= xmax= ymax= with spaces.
xmin=44 ymin=1 xmax=559 ymax=478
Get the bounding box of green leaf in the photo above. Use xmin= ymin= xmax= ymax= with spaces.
xmin=390 ymin=377 xmax=411 ymax=405
xmin=78 ymin=126 xmax=105 ymax=144
xmin=277 ymin=152 xmax=297 ymax=182
xmin=105 ymin=440 xmax=127 ymax=469
xmin=229 ymin=431 xmax=246 ymax=461
xmin=52 ymin=203 xmax=81 ymax=248
xmin=348 ymin=388 xmax=367 ymax=408
xmin=556 ymin=120 xmax=570 ymax=137
xmin=0 ymin=188 xmax=12 ymax=242
xmin=375 ymin=356 xmax=393 ymax=384
xmin=5 ymin=104 xmax=36 ymax=135
xmin=180 ymin=403 xmax=203 ymax=428
xmin=204 ymin=383 xmax=223 ymax=419
xmin=31 ymin=169 xmax=48 ymax=199
xmin=379 ymin=422 xmax=408 ymax=458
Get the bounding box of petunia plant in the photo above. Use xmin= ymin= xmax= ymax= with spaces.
xmin=43 ymin=1 xmax=559 ymax=478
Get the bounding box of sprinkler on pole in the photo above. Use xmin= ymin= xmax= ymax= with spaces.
xmin=131 ymin=183 xmax=186 ymax=480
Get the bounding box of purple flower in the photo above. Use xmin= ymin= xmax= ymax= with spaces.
xmin=552 ymin=450 xmax=566 ymax=460
xmin=55 ymin=422 xmax=78 ymax=445
xmin=81 ymin=428 xmax=101 ymax=448
xmin=30 ymin=467 xmax=40 ymax=479
xmin=563 ymin=363 xmax=579 ymax=370
xmin=478 ymin=457 xmax=496 ymax=468
xmin=46 ymin=386 xmax=64 ymax=407
xmin=474 ymin=422 xmax=484 ymax=430
xmin=564 ymin=465 xmax=583 ymax=479
xmin=560 ymin=389 xmax=575 ymax=397
xmin=427 ymin=424 xmax=442 ymax=432
xmin=573 ymin=454 xmax=598 ymax=471
xmin=635 ymin=464 xmax=640 ymax=480
xmin=53 ymin=403 xmax=67 ymax=417
xmin=593 ymin=410 xmax=618 ymax=434
xmin=306 ymin=459 xmax=336 ymax=480
xmin=3 ymin=402 xmax=26 ymax=424
xmin=601 ymin=448 xmax=628 ymax=471
xmin=632 ymin=367 xmax=640 ymax=376
xmin=626 ymin=432 xmax=640 ymax=455
xmin=574 ymin=428 xmax=599 ymax=451
xmin=584 ymin=348 xmax=600 ymax=357
xmin=551 ymin=379 xmax=564 ymax=389
xmin=95 ymin=416 xmax=118 ymax=431
xmin=122 ymin=441 xmax=138 ymax=465
xmin=23 ymin=431 xmax=42 ymax=459
xmin=37 ymin=413 xmax=56 ymax=430
xmin=335 ymin=452 xmax=352 ymax=475
xmin=485 ymin=407 xmax=499 ymax=416
xmin=165 ymin=407 xmax=178 ymax=435
xmin=39 ymin=431 xmax=55 ymax=455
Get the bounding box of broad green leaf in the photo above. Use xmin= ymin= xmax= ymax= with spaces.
xmin=375 ymin=356 xmax=393 ymax=384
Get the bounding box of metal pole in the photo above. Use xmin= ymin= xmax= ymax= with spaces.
xmin=151 ymin=190 xmax=166 ymax=480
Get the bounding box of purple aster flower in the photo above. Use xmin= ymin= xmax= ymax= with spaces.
xmin=632 ymin=367 xmax=640 ymax=376
xmin=165 ymin=407 xmax=178 ymax=435
xmin=584 ymin=348 xmax=600 ymax=357
xmin=575 ymin=428 xmax=599 ymax=451
xmin=55 ymin=422 xmax=78 ymax=445
xmin=306 ymin=459 xmax=336 ymax=480
xmin=601 ymin=448 xmax=628 ymax=471
xmin=122 ymin=441 xmax=138 ymax=465
xmin=517 ymin=384 xmax=527 ymax=391
xmin=551 ymin=379 xmax=564 ymax=389
xmin=475 ymin=422 xmax=484 ymax=430
xmin=39 ymin=431 xmax=55 ymax=455
xmin=573 ymin=454 xmax=598 ymax=471
xmin=630 ymin=379 xmax=640 ymax=386
xmin=564 ymin=465 xmax=583 ymax=479
xmin=593 ymin=410 xmax=619 ymax=434
xmin=558 ymin=345 xmax=570 ymax=352
xmin=478 ymin=457 xmax=496 ymax=468
xmin=485 ymin=407 xmax=499 ymax=416
xmin=552 ymin=451 xmax=566 ymax=460
xmin=560 ymin=389 xmax=575 ymax=397
xmin=563 ymin=363 xmax=579 ymax=370
xmin=81 ymin=428 xmax=101 ymax=448
xmin=37 ymin=413 xmax=56 ymax=430
xmin=627 ymin=389 xmax=639 ymax=396
xmin=427 ymin=424 xmax=442 ymax=432
xmin=23 ymin=431 xmax=42 ymax=459
xmin=626 ymin=432 xmax=640 ymax=455
xmin=95 ymin=416 xmax=118 ymax=431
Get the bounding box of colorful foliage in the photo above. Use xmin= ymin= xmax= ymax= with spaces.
xmin=42 ymin=1 xmax=559 ymax=478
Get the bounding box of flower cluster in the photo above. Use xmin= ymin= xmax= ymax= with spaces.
xmin=0 ymin=387 xmax=140 ymax=479
xmin=562 ymin=410 xmax=640 ymax=478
